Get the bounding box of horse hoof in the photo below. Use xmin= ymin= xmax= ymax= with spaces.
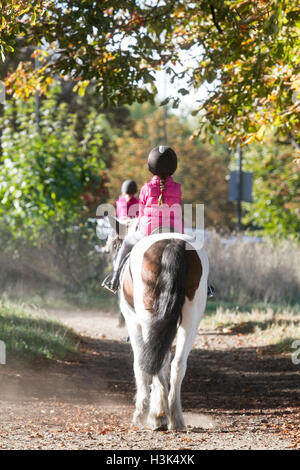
xmin=152 ymin=424 xmax=168 ymax=431
xmin=148 ymin=414 xmax=168 ymax=431
xmin=168 ymin=423 xmax=185 ymax=431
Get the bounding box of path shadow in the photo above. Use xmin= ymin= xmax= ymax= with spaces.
xmin=0 ymin=335 xmax=299 ymax=413
xmin=184 ymin=345 xmax=300 ymax=411
xmin=0 ymin=336 xmax=134 ymax=405
xmin=227 ymin=319 xmax=298 ymax=335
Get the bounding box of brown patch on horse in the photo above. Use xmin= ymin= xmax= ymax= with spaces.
xmin=123 ymin=264 xmax=134 ymax=309
xmin=141 ymin=239 xmax=202 ymax=311
xmin=142 ymin=240 xmax=169 ymax=311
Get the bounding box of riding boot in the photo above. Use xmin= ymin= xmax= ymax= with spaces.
xmin=101 ymin=231 xmax=144 ymax=295
xmin=102 ymin=269 xmax=120 ymax=294
xmin=109 ymin=270 xmax=120 ymax=291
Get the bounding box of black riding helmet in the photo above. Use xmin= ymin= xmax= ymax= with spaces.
xmin=121 ymin=179 xmax=138 ymax=195
xmin=148 ymin=146 xmax=177 ymax=177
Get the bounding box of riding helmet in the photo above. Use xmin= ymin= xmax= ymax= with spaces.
xmin=148 ymin=146 xmax=177 ymax=177
xmin=121 ymin=179 xmax=138 ymax=195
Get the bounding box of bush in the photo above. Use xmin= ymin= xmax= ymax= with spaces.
xmin=206 ymin=231 xmax=300 ymax=305
xmin=0 ymin=83 xmax=110 ymax=291
xmin=0 ymin=83 xmax=107 ymax=242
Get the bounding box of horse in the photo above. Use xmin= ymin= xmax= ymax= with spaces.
xmin=108 ymin=221 xmax=209 ymax=430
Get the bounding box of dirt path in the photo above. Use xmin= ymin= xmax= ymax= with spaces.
xmin=0 ymin=308 xmax=299 ymax=450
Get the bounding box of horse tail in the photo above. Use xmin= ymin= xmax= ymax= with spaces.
xmin=141 ymin=239 xmax=187 ymax=375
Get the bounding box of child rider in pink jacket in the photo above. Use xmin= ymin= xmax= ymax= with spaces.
xmin=101 ymin=180 xmax=139 ymax=254
xmin=102 ymin=146 xmax=215 ymax=299
xmin=102 ymin=146 xmax=182 ymax=293
xmin=116 ymin=180 xmax=139 ymax=221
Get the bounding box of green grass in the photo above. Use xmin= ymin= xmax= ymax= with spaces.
xmin=205 ymin=299 xmax=300 ymax=316
xmin=0 ymin=300 xmax=79 ymax=363
xmin=3 ymin=283 xmax=119 ymax=312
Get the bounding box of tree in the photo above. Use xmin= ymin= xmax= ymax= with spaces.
xmin=243 ymin=136 xmax=300 ymax=241
xmin=0 ymin=83 xmax=108 ymax=242
xmin=0 ymin=2 xmax=42 ymax=59
xmin=2 ymin=1 xmax=299 ymax=148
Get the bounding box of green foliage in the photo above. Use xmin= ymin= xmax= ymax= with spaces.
xmin=184 ymin=0 xmax=300 ymax=146
xmin=0 ymin=2 xmax=43 ymax=60
xmin=243 ymin=137 xmax=300 ymax=241
xmin=0 ymin=83 xmax=107 ymax=242
xmin=3 ymin=1 xmax=299 ymax=146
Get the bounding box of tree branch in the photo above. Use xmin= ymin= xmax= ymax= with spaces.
xmin=210 ymin=4 xmax=223 ymax=34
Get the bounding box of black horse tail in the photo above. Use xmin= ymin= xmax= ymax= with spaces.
xmin=140 ymin=239 xmax=187 ymax=375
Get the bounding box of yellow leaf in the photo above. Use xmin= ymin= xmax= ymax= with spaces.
xmin=244 ymin=134 xmax=256 ymax=145
xmin=45 ymin=77 xmax=54 ymax=86
xmin=256 ymin=124 xmax=266 ymax=141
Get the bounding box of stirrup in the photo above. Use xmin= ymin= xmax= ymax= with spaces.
xmin=101 ymin=274 xmax=118 ymax=294
xmin=207 ymin=285 xmax=215 ymax=299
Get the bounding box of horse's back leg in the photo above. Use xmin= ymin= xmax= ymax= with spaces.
xmin=148 ymin=351 xmax=171 ymax=431
xmin=130 ymin=323 xmax=151 ymax=426
xmin=168 ymin=296 xmax=206 ymax=430
xmin=118 ymin=311 xmax=125 ymax=327
xmin=132 ymin=350 xmax=151 ymax=426
xmin=120 ymin=301 xmax=151 ymax=426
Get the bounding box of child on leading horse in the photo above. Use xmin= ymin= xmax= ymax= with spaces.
xmin=102 ymin=145 xmax=180 ymax=292
xmin=102 ymin=146 xmax=214 ymax=298
xmin=101 ymin=179 xmax=139 ymax=254
xmin=116 ymin=180 xmax=139 ymax=221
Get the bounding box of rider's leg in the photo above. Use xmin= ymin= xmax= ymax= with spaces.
xmin=100 ymin=234 xmax=116 ymax=254
xmin=104 ymin=231 xmax=143 ymax=292
xmin=207 ymin=284 xmax=215 ymax=298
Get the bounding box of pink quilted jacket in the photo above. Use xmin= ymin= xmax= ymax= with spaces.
xmin=116 ymin=196 xmax=139 ymax=220
xmin=138 ymin=176 xmax=183 ymax=236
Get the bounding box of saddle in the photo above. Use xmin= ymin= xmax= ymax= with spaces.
xmin=108 ymin=215 xmax=138 ymax=236
xmin=150 ymin=226 xmax=177 ymax=235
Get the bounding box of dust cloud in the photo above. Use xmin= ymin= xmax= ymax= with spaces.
xmin=184 ymin=412 xmax=216 ymax=430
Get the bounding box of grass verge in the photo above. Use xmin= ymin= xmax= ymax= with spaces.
xmin=202 ymin=302 xmax=300 ymax=352
xmin=0 ymin=300 xmax=79 ymax=363
xmin=3 ymin=285 xmax=119 ymax=312
xmin=1 ymin=289 xmax=299 ymax=359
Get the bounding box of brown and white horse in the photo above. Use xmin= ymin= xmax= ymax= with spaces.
xmin=116 ymin=231 xmax=209 ymax=431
